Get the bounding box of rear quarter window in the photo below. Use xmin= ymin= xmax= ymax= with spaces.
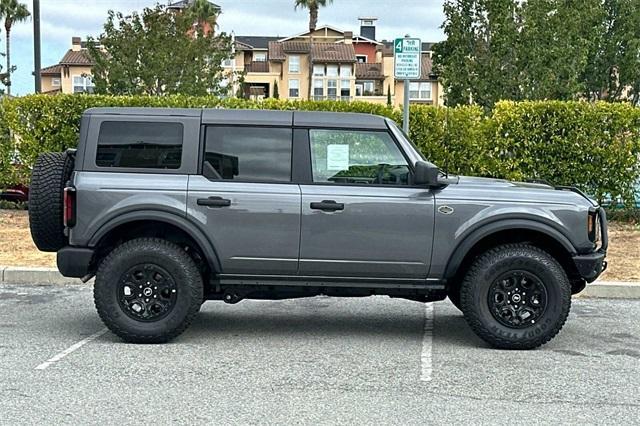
xmin=96 ymin=121 xmax=183 ymax=169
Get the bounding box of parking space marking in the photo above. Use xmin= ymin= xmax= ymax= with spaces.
xmin=35 ymin=328 xmax=108 ymax=370
xmin=420 ymin=303 xmax=434 ymax=382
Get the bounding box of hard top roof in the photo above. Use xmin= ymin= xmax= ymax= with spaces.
xmin=83 ymin=108 xmax=389 ymax=129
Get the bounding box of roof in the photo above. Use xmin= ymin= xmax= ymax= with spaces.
xmin=40 ymin=64 xmax=61 ymax=76
xmin=355 ymin=63 xmax=385 ymax=79
xmin=420 ymin=53 xmax=435 ymax=80
xmin=268 ymin=41 xmax=285 ymax=61
xmin=278 ymin=25 xmax=346 ymax=42
xmin=84 ymin=108 xmax=388 ymax=129
xmin=167 ymin=0 xmax=220 ymax=10
xmin=311 ymin=43 xmax=356 ymax=63
xmin=59 ymin=49 xmax=94 ymax=66
xmin=283 ymin=41 xmax=311 ymax=53
xmin=235 ymin=36 xmax=280 ymax=50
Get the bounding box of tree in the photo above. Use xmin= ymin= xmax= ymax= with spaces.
xmin=187 ymin=0 xmax=219 ymax=36
xmin=87 ymin=4 xmax=237 ymax=96
xmin=273 ymin=80 xmax=279 ymax=99
xmin=294 ymin=0 xmax=333 ymax=32
xmin=387 ymin=84 xmax=392 ymax=107
xmin=0 ymin=0 xmax=30 ymax=96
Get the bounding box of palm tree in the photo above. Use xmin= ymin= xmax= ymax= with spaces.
xmin=0 ymin=0 xmax=30 ymax=96
xmin=187 ymin=0 xmax=220 ymax=36
xmin=294 ymin=0 xmax=333 ymax=32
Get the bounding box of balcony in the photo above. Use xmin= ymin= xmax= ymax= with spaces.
xmin=311 ymin=95 xmax=352 ymax=102
xmin=244 ymin=61 xmax=269 ymax=73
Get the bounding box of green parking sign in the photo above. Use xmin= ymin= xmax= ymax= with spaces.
xmin=394 ymin=37 xmax=421 ymax=79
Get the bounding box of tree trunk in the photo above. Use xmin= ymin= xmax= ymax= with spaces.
xmin=309 ymin=6 xmax=318 ymax=32
xmin=5 ymin=27 xmax=11 ymax=96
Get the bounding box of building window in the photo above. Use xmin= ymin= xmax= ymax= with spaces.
xmin=409 ymin=82 xmax=432 ymax=100
xmin=326 ymin=65 xmax=338 ymax=77
xmin=339 ymin=65 xmax=352 ymax=77
xmin=313 ymin=64 xmax=325 ymax=76
xmin=73 ymin=75 xmax=95 ymax=94
xmin=289 ymin=79 xmax=300 ymax=98
xmin=51 ymin=78 xmax=61 ymax=87
xmin=340 ymin=79 xmax=350 ymax=99
xmin=356 ymin=55 xmax=367 ymax=63
xmin=313 ymin=78 xmax=324 ymax=99
xmin=356 ymin=80 xmax=375 ymax=96
xmin=289 ymin=55 xmax=300 ymax=73
xmin=96 ymin=121 xmax=183 ymax=169
xmin=253 ymin=52 xmax=267 ymax=62
xmin=221 ymin=58 xmax=235 ymax=68
xmin=327 ymin=79 xmax=337 ymax=99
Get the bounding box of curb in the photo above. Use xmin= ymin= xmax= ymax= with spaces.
xmin=0 ymin=266 xmax=638 ymax=299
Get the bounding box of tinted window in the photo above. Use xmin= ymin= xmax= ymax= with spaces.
xmin=204 ymin=127 xmax=292 ymax=182
xmin=309 ymin=129 xmax=410 ymax=185
xmin=96 ymin=121 xmax=183 ymax=169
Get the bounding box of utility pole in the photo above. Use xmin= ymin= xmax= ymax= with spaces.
xmin=33 ymin=0 xmax=41 ymax=93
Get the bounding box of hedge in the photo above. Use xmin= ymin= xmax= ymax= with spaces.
xmin=1 ymin=95 xmax=639 ymax=206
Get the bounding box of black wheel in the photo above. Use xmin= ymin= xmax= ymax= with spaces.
xmin=94 ymin=238 xmax=203 ymax=343
xmin=460 ymin=244 xmax=571 ymax=350
xmin=28 ymin=152 xmax=74 ymax=252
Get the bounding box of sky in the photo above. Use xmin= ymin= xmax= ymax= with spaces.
xmin=5 ymin=0 xmax=446 ymax=96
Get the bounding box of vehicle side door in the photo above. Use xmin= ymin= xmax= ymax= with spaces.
xmin=298 ymin=128 xmax=435 ymax=279
xmin=187 ymin=125 xmax=301 ymax=275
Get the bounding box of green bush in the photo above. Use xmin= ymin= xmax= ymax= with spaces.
xmin=1 ymin=95 xmax=639 ymax=207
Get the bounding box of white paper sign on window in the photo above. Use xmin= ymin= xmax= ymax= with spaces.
xmin=326 ymin=144 xmax=349 ymax=171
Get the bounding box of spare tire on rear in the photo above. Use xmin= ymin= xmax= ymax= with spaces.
xmin=29 ymin=152 xmax=74 ymax=252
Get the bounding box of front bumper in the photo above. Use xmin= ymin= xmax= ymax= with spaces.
xmin=57 ymin=246 xmax=95 ymax=278
xmin=572 ymin=207 xmax=608 ymax=283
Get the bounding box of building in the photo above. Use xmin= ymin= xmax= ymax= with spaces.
xmin=231 ymin=18 xmax=443 ymax=107
xmin=40 ymin=37 xmax=95 ymax=95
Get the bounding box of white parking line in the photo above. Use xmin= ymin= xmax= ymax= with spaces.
xmin=35 ymin=328 xmax=108 ymax=370
xmin=420 ymin=303 xmax=434 ymax=382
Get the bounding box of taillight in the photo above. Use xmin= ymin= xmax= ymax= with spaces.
xmin=63 ymin=187 xmax=76 ymax=227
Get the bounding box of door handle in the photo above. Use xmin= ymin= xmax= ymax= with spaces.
xmin=310 ymin=200 xmax=344 ymax=211
xmin=197 ymin=196 xmax=231 ymax=208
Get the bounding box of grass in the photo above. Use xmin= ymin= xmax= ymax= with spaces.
xmin=0 ymin=209 xmax=637 ymax=282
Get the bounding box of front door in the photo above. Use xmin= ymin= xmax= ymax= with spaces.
xmin=299 ymin=129 xmax=435 ymax=278
xmin=187 ymin=126 xmax=300 ymax=275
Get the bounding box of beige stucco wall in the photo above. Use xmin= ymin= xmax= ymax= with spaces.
xmin=61 ymin=66 xmax=94 ymax=94
xmin=282 ymin=54 xmax=310 ymax=99
xmin=393 ymin=80 xmax=442 ymax=107
xmin=41 ymin=76 xmax=61 ymax=93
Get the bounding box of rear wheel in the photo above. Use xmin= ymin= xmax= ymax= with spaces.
xmin=94 ymin=238 xmax=203 ymax=343
xmin=28 ymin=152 xmax=74 ymax=251
xmin=460 ymin=244 xmax=571 ymax=349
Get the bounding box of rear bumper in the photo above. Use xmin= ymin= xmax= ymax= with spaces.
xmin=57 ymin=246 xmax=95 ymax=278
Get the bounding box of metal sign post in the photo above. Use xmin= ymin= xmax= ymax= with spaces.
xmin=394 ymin=36 xmax=421 ymax=134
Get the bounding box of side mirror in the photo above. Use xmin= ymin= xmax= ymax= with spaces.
xmin=414 ymin=161 xmax=440 ymax=186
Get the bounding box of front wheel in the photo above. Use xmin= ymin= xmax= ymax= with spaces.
xmin=460 ymin=244 xmax=571 ymax=350
xmin=94 ymin=238 xmax=204 ymax=343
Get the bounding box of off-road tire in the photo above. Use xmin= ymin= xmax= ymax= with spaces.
xmin=28 ymin=152 xmax=74 ymax=252
xmin=94 ymin=238 xmax=204 ymax=343
xmin=460 ymin=244 xmax=571 ymax=350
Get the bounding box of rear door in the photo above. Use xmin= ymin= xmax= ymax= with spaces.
xmin=187 ymin=125 xmax=300 ymax=275
xmin=298 ymin=128 xmax=435 ymax=279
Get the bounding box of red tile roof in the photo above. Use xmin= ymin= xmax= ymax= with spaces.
xmin=268 ymin=41 xmax=285 ymax=61
xmin=40 ymin=64 xmax=61 ymax=76
xmin=311 ymin=43 xmax=355 ymax=63
xmin=355 ymin=63 xmax=385 ymax=79
xmin=59 ymin=49 xmax=94 ymax=66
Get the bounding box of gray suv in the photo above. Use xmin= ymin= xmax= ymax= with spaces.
xmin=29 ymin=108 xmax=608 ymax=349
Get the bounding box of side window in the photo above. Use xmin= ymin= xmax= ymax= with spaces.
xmin=309 ymin=129 xmax=410 ymax=185
xmin=96 ymin=121 xmax=183 ymax=169
xmin=204 ymin=127 xmax=292 ymax=182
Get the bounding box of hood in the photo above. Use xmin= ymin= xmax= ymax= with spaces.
xmin=440 ymin=175 xmax=597 ymax=207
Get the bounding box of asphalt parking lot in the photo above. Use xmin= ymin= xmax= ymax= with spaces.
xmin=1 ymin=283 xmax=639 ymax=425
